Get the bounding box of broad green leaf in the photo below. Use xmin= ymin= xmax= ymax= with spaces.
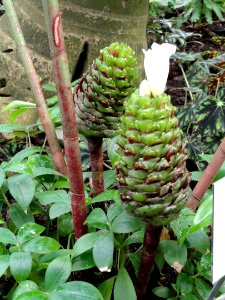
xmin=1 ymin=100 xmax=36 ymax=112
xmin=187 ymin=229 xmax=210 ymax=254
xmin=23 ymin=236 xmax=60 ymax=253
xmin=40 ymin=250 xmax=71 ymax=264
xmin=42 ymin=84 xmax=56 ymax=92
xmin=48 ymin=281 xmax=104 ymax=300
xmin=0 ymin=228 xmax=17 ymax=245
xmin=32 ymin=167 xmax=63 ymax=177
xmin=123 ymin=230 xmax=145 ymax=246
xmin=107 ymin=203 xmax=124 ymax=223
xmin=0 ymin=255 xmax=10 ymax=277
xmin=84 ymin=208 xmax=108 ymax=229
xmin=45 ymin=256 xmax=72 ymax=292
xmin=98 ymin=277 xmax=115 ymax=300
xmin=12 ymin=281 xmax=39 ymax=300
xmin=9 ymin=108 xmax=30 ymax=123
xmin=127 ymin=253 xmax=141 ymax=276
xmin=176 ymin=273 xmax=193 ymax=295
xmin=10 ymin=252 xmax=32 ymax=282
xmin=195 ymin=278 xmax=211 ymax=299
xmin=155 ymin=245 xmax=165 ymax=273
xmin=189 ymin=193 xmax=212 ymax=234
xmin=112 ymin=211 xmax=144 ymax=233
xmin=8 ymin=174 xmax=35 ymax=210
xmin=49 ymin=203 xmax=71 ymax=219
xmin=72 ymin=230 xmax=106 ymax=257
xmin=104 ymin=170 xmax=117 ymax=189
xmin=35 ymin=190 xmax=69 ymax=205
xmin=91 ymin=190 xmax=120 ymax=204
xmin=152 ymin=287 xmax=173 ymax=298
xmin=114 ymin=267 xmax=137 ymax=300
xmin=17 ymin=222 xmax=45 ymax=244
xmin=26 ymin=154 xmax=54 ymax=171
xmin=107 ymin=135 xmax=121 ymax=167
xmin=93 ymin=232 xmax=114 ymax=272
xmin=58 ymin=213 xmax=74 ymax=237
xmin=0 ymin=170 xmax=5 ymax=187
xmin=191 ymin=171 xmax=202 ymax=181
xmin=197 ymin=252 xmax=212 ymax=280
xmin=0 ymin=124 xmax=26 ymax=133
xmin=6 ymin=146 xmax=44 ymax=166
xmin=14 ymin=291 xmax=48 ymax=300
xmin=160 ymin=240 xmax=187 ymax=270
xmin=178 ymin=294 xmax=198 ymax=300
xmin=72 ymin=250 xmax=95 ymax=271
xmin=10 ymin=204 xmax=35 ymax=229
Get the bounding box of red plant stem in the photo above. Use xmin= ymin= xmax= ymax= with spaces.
xmin=187 ymin=137 xmax=225 ymax=211
xmin=3 ymin=0 xmax=68 ymax=176
xmin=42 ymin=0 xmax=87 ymax=238
xmin=88 ymin=137 xmax=104 ymax=196
xmin=136 ymin=224 xmax=163 ymax=300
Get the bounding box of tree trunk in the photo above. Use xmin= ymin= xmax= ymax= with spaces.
xmin=0 ymin=0 xmax=149 ymax=114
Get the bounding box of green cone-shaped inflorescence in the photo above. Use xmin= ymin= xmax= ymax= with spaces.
xmin=116 ymin=91 xmax=191 ymax=226
xmin=74 ymin=42 xmax=137 ymax=138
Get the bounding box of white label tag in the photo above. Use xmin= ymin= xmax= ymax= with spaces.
xmin=213 ymin=178 xmax=225 ymax=283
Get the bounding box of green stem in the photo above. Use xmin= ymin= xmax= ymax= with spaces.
xmin=0 ymin=189 xmax=11 ymax=209
xmin=179 ymin=63 xmax=193 ymax=103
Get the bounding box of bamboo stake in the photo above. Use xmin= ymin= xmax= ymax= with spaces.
xmin=2 ymin=0 xmax=68 ymax=176
xmin=135 ymin=224 xmax=163 ymax=299
xmin=42 ymin=0 xmax=87 ymax=238
xmin=187 ymin=137 xmax=225 ymax=211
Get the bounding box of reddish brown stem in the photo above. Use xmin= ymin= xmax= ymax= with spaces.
xmin=136 ymin=224 xmax=163 ymax=300
xmin=88 ymin=137 xmax=104 ymax=197
xmin=187 ymin=137 xmax=225 ymax=211
xmin=3 ymin=0 xmax=68 ymax=176
xmin=42 ymin=0 xmax=87 ymax=238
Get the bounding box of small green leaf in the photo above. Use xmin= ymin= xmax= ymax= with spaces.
xmin=123 ymin=230 xmax=145 ymax=246
xmin=1 ymin=100 xmax=36 ymax=112
xmin=112 ymin=211 xmax=144 ymax=233
xmin=32 ymin=167 xmax=64 ymax=177
xmin=161 ymin=240 xmax=187 ymax=270
xmin=6 ymin=146 xmax=45 ymax=166
xmin=0 ymin=171 xmax=5 ymax=187
xmin=22 ymin=236 xmax=60 ymax=253
xmin=14 ymin=291 xmax=48 ymax=300
xmin=45 ymin=256 xmax=72 ymax=292
xmin=107 ymin=135 xmax=121 ymax=167
xmin=9 ymin=108 xmax=30 ymax=123
xmin=176 ymin=273 xmax=193 ymax=295
xmin=48 ymin=281 xmax=104 ymax=300
xmin=72 ymin=231 xmax=105 ymax=257
xmin=8 ymin=174 xmax=35 ymax=210
xmin=107 ymin=203 xmax=124 ymax=223
xmin=187 ymin=229 xmax=210 ymax=254
xmin=93 ymin=232 xmax=114 ymax=272
xmin=49 ymin=203 xmax=71 ymax=219
xmin=104 ymin=170 xmax=117 ymax=189
xmin=12 ymin=281 xmax=39 ymax=300
xmin=127 ymin=253 xmax=141 ymax=276
xmin=72 ymin=250 xmax=95 ymax=271
xmin=152 ymin=286 xmax=173 ymax=298
xmin=91 ymin=190 xmax=120 ymax=204
xmin=10 ymin=204 xmax=35 ymax=229
xmin=10 ymin=252 xmax=32 ymax=282
xmin=114 ymin=267 xmax=137 ymax=300
xmin=17 ymin=222 xmax=45 ymax=244
xmin=98 ymin=277 xmax=115 ymax=300
xmin=84 ymin=208 xmax=108 ymax=229
xmin=0 ymin=228 xmax=17 ymax=245
xmin=0 ymin=255 xmax=10 ymax=277
xmin=58 ymin=213 xmax=74 ymax=237
xmin=195 ymin=278 xmax=211 ymax=299
xmin=0 ymin=124 xmax=26 ymax=133
xmin=35 ymin=190 xmax=69 ymax=205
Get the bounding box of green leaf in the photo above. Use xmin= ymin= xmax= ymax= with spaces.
xmin=0 ymin=255 xmax=10 ymax=277
xmin=72 ymin=230 xmax=106 ymax=257
xmin=84 ymin=208 xmax=108 ymax=229
xmin=197 ymin=252 xmax=212 ymax=281
xmin=0 ymin=228 xmax=17 ymax=245
xmin=98 ymin=277 xmax=115 ymax=300
xmin=93 ymin=232 xmax=114 ymax=272
xmin=12 ymin=281 xmax=39 ymax=300
xmin=91 ymin=189 xmax=120 ymax=204
xmin=114 ymin=267 xmax=137 ymax=300
xmin=9 ymin=108 xmax=30 ymax=123
xmin=58 ymin=213 xmax=74 ymax=237
xmin=23 ymin=236 xmax=60 ymax=253
xmin=1 ymin=100 xmax=36 ymax=112
xmin=176 ymin=273 xmax=193 ymax=295
xmin=195 ymin=278 xmax=211 ymax=299
xmin=45 ymin=256 xmax=72 ymax=292
xmin=107 ymin=203 xmax=124 ymax=223
xmin=127 ymin=253 xmax=141 ymax=277
xmin=10 ymin=204 xmax=35 ymax=229
xmin=10 ymin=252 xmax=32 ymax=282
xmin=112 ymin=211 xmax=144 ymax=233
xmin=187 ymin=229 xmax=210 ymax=254
xmin=72 ymin=250 xmax=96 ymax=271
xmin=32 ymin=167 xmax=63 ymax=177
xmin=160 ymin=240 xmax=187 ymax=270
xmin=17 ymin=222 xmax=45 ymax=244
xmin=49 ymin=203 xmax=71 ymax=219
xmin=8 ymin=174 xmax=35 ymax=210
xmin=152 ymin=286 xmax=173 ymax=298
xmin=6 ymin=146 xmax=44 ymax=166
xmin=123 ymin=230 xmax=145 ymax=246
xmin=42 ymin=84 xmax=56 ymax=92
xmin=0 ymin=170 xmax=5 ymax=187
xmin=104 ymin=170 xmax=117 ymax=189
xmin=35 ymin=190 xmax=70 ymax=205
xmin=0 ymin=124 xmax=26 ymax=133
xmin=191 ymin=171 xmax=202 ymax=181
xmin=189 ymin=193 xmax=212 ymax=234
xmin=40 ymin=250 xmax=71 ymax=264
xmin=48 ymin=281 xmax=104 ymax=300
xmin=14 ymin=291 xmax=48 ymax=300
xmin=107 ymin=135 xmax=121 ymax=167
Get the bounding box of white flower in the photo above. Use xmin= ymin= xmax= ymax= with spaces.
xmin=140 ymin=42 xmax=176 ymax=97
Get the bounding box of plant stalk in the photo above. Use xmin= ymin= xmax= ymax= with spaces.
xmin=187 ymin=137 xmax=225 ymax=211
xmin=42 ymin=0 xmax=87 ymax=238
xmin=88 ymin=137 xmax=104 ymax=197
xmin=135 ymin=224 xmax=163 ymax=300
xmin=2 ymin=0 xmax=68 ymax=176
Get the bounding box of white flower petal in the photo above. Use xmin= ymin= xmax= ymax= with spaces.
xmin=139 ymin=79 xmax=151 ymax=96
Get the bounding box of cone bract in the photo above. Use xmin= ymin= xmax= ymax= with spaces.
xmin=116 ymin=90 xmax=191 ymax=226
xmin=74 ymin=42 xmax=137 ymax=138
